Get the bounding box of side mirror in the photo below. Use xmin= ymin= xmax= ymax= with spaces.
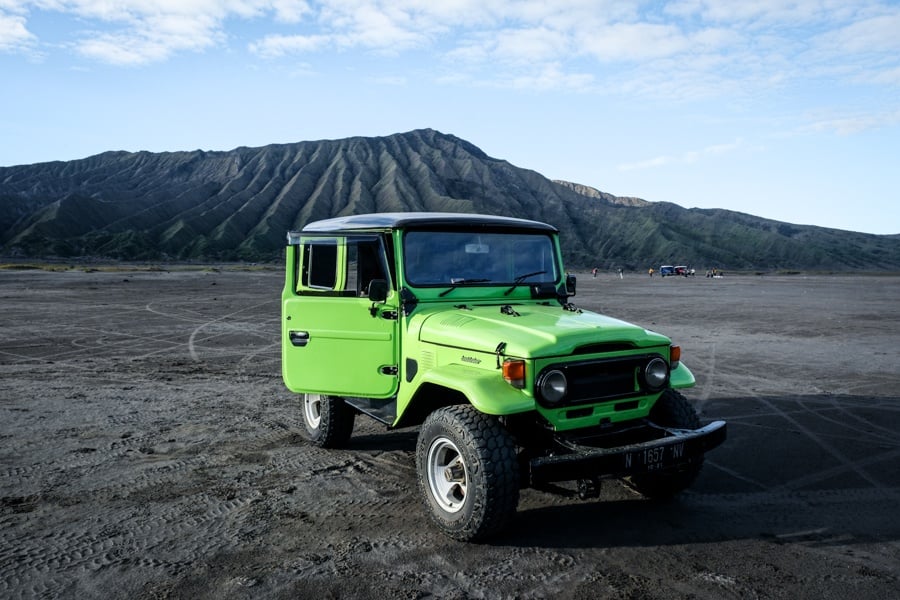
xmin=367 ymin=279 xmax=389 ymax=302
xmin=565 ymin=274 xmax=576 ymax=296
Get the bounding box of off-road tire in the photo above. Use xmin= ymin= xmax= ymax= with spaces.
xmin=627 ymin=389 xmax=704 ymax=499
xmin=416 ymin=405 xmax=520 ymax=542
xmin=301 ymin=393 xmax=355 ymax=449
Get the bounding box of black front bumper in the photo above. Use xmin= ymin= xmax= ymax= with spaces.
xmin=527 ymin=420 xmax=727 ymax=485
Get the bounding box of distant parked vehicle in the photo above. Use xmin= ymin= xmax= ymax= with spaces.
xmin=659 ymin=265 xmax=675 ymax=277
xmin=675 ymin=266 xmax=692 ymax=277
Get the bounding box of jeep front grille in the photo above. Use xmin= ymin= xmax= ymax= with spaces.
xmin=535 ymin=354 xmax=666 ymax=407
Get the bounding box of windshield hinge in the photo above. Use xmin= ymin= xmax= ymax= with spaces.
xmin=400 ymin=288 xmax=418 ymax=316
xmin=500 ymin=304 xmax=521 ymax=317
xmin=495 ymin=342 xmax=507 ymax=369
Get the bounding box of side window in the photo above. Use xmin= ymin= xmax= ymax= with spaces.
xmin=300 ymin=240 xmax=339 ymax=290
xmin=353 ymin=239 xmax=387 ymax=296
xmin=296 ymin=236 xmax=388 ymax=296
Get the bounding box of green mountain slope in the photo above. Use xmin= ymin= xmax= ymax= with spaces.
xmin=1 ymin=129 xmax=898 ymax=270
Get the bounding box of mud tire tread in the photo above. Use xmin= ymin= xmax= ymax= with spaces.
xmin=302 ymin=394 xmax=356 ymax=449
xmin=416 ymin=405 xmax=520 ymax=542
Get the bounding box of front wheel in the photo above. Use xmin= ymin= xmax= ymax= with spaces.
xmin=301 ymin=393 xmax=355 ymax=448
xmin=416 ymin=405 xmax=520 ymax=541
xmin=626 ymin=389 xmax=704 ymax=499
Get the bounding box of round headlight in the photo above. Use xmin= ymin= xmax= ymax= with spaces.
xmin=644 ymin=357 xmax=669 ymax=390
xmin=539 ymin=369 xmax=568 ymax=403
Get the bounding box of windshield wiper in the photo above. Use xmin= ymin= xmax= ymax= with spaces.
xmin=439 ymin=278 xmax=491 ymax=297
xmin=504 ymin=271 xmax=546 ymax=295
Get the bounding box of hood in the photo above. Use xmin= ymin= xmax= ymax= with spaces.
xmin=417 ymin=303 xmax=670 ymax=358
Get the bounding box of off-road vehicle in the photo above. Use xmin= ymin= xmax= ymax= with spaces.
xmin=282 ymin=212 xmax=726 ymax=541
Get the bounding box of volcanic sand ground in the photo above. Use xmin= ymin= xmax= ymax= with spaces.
xmin=1 ymin=267 xmax=899 ymax=599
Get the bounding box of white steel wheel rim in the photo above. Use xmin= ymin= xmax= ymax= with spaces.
xmin=303 ymin=394 xmax=322 ymax=429
xmin=426 ymin=436 xmax=468 ymax=513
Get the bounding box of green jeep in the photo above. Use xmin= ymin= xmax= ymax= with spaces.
xmin=282 ymin=212 xmax=726 ymax=541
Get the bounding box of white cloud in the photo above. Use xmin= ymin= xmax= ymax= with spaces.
xmin=505 ymin=62 xmax=594 ymax=91
xmin=664 ymin=0 xmax=855 ymax=25
xmin=249 ymin=33 xmax=329 ymax=58
xmin=867 ymin=65 xmax=900 ymax=86
xmin=704 ymin=139 xmax=744 ymax=155
xmin=617 ymin=155 xmax=674 ymax=171
xmin=617 ymin=139 xmax=744 ymax=171
xmin=329 ymin=4 xmax=429 ymax=52
xmin=268 ymin=0 xmax=311 ymax=23
xmin=470 ymin=26 xmax=571 ymax=64
xmin=578 ymin=22 xmax=692 ymax=62
xmin=815 ymin=12 xmax=900 ymax=54
xmin=4 ymin=0 xmax=312 ymax=64
xmin=800 ymin=109 xmax=900 ymax=136
xmin=0 ymin=11 xmax=35 ymax=51
xmin=71 ymin=7 xmax=227 ymax=65
xmin=2 ymin=0 xmax=899 ymax=108
xmin=75 ymin=27 xmax=220 ymax=65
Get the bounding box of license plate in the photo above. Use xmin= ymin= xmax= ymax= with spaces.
xmin=624 ymin=441 xmax=687 ymax=472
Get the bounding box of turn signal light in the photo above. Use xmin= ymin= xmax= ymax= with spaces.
xmin=670 ymin=344 xmax=681 ymax=369
xmin=502 ymin=359 xmax=526 ymax=389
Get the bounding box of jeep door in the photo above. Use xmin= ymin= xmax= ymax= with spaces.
xmin=282 ymin=234 xmax=399 ymax=397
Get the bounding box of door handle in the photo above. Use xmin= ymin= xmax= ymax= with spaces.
xmin=289 ymin=331 xmax=310 ymax=347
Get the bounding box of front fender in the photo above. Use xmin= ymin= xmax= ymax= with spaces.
xmin=408 ymin=363 xmax=535 ymax=416
xmin=669 ymin=362 xmax=695 ymax=389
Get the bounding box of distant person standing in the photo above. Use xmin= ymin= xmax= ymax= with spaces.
xmin=592 ymin=267 xmax=598 ymax=278
xmin=648 ymin=268 xmax=654 ymax=277
xmin=617 ymin=268 xmax=623 ymax=279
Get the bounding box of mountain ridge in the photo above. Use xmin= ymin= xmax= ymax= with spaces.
xmin=2 ymin=128 xmax=898 ymax=270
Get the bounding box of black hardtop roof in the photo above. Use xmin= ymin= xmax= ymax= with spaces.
xmin=298 ymin=212 xmax=557 ymax=233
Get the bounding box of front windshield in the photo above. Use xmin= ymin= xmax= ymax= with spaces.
xmin=403 ymin=230 xmax=559 ymax=287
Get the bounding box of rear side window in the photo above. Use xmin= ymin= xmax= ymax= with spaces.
xmin=296 ymin=236 xmax=389 ymax=296
xmin=301 ymin=240 xmax=339 ymax=290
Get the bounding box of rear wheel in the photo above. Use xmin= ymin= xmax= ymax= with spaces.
xmin=627 ymin=389 xmax=704 ymax=499
xmin=301 ymin=393 xmax=355 ymax=448
xmin=416 ymin=405 xmax=520 ymax=541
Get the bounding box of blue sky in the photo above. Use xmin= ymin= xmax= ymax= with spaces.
xmin=1 ymin=1 xmax=898 ymax=235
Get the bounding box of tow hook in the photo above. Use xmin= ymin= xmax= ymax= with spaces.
xmin=577 ymin=477 xmax=601 ymax=500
